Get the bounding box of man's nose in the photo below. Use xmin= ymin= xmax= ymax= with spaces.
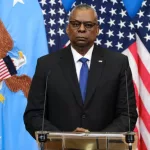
xmin=78 ymin=23 xmax=86 ymax=32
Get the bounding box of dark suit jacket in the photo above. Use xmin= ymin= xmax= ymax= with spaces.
xmin=24 ymin=45 xmax=138 ymax=138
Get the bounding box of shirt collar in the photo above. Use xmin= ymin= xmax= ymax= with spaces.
xmin=71 ymin=45 xmax=94 ymax=63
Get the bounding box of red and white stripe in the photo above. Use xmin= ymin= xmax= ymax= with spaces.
xmin=122 ymin=34 xmax=150 ymax=150
xmin=0 ymin=59 xmax=11 ymax=80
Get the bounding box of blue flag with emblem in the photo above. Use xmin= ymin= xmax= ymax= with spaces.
xmin=0 ymin=0 xmax=48 ymax=149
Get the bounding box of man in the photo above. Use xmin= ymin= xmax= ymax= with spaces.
xmin=24 ymin=4 xmax=137 ymax=138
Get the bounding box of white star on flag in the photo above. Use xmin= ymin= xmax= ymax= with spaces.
xmin=109 ymin=8 xmax=117 ymax=16
xmin=58 ymin=8 xmax=65 ymax=16
xmin=91 ymin=4 xmax=96 ymax=9
xmin=116 ymin=42 xmax=123 ymax=50
xmin=99 ymin=6 xmax=106 ymax=14
xmin=58 ymin=18 xmax=65 ymax=26
xmin=118 ymin=20 xmax=126 ymax=28
xmin=146 ymin=23 xmax=150 ymax=31
xmin=49 ymin=29 xmax=56 ymax=37
xmin=49 ymin=8 xmax=56 ymax=16
xmin=98 ymin=17 xmax=105 ymax=24
xmin=99 ymin=29 xmax=103 ymax=35
xmin=106 ymin=30 xmax=114 ymax=37
xmin=49 ymin=39 xmax=55 ymax=47
xmin=127 ymin=32 xmax=135 ymax=40
xmin=105 ymin=40 xmax=113 ymax=48
xmin=39 ymin=0 xmax=47 ymax=7
xmin=49 ymin=0 xmax=56 ymax=6
xmin=13 ymin=0 xmax=24 ymax=7
xmin=58 ymin=0 xmax=62 ymax=5
xmin=95 ymin=39 xmax=101 ymax=45
xmin=144 ymin=34 xmax=150 ymax=42
xmin=102 ymin=0 xmax=108 ymax=3
xmin=142 ymin=1 xmax=147 ymax=7
xmin=117 ymin=31 xmax=124 ymax=39
xmin=42 ymin=9 xmax=46 ymax=15
xmin=58 ymin=28 xmax=64 ymax=36
xmin=129 ymin=22 xmax=135 ymax=30
xmin=119 ymin=9 xmax=127 ymax=18
xmin=137 ymin=10 xmax=144 ymax=18
xmin=108 ymin=19 xmax=115 ymax=27
xmin=135 ymin=21 xmax=143 ymax=28
xmin=49 ymin=19 xmax=56 ymax=26
xmin=110 ymin=0 xmax=118 ymax=5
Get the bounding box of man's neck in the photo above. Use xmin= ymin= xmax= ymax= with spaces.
xmin=71 ymin=44 xmax=93 ymax=56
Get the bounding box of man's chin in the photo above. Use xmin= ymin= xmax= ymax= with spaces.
xmin=76 ymin=41 xmax=88 ymax=47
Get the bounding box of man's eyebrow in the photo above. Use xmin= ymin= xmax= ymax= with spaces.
xmin=70 ymin=19 xmax=96 ymax=23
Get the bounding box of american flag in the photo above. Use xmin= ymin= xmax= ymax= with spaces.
xmin=131 ymin=0 xmax=150 ymax=149
xmin=0 ymin=56 xmax=16 ymax=80
xmin=38 ymin=0 xmax=150 ymax=149
xmin=39 ymin=0 xmax=70 ymax=52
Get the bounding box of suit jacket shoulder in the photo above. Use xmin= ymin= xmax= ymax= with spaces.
xmin=35 ymin=46 xmax=70 ymax=75
xmin=38 ymin=47 xmax=63 ymax=64
xmin=95 ymin=45 xmax=129 ymax=70
xmin=98 ymin=46 xmax=127 ymax=60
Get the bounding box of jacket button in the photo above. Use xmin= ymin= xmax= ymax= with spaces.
xmin=82 ymin=114 xmax=86 ymax=119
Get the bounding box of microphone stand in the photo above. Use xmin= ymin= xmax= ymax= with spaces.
xmin=38 ymin=133 xmax=48 ymax=150
xmin=125 ymin=70 xmax=135 ymax=150
xmin=125 ymin=132 xmax=135 ymax=150
xmin=38 ymin=70 xmax=51 ymax=150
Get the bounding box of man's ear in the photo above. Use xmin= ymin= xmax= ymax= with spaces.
xmin=96 ymin=26 xmax=100 ymax=36
xmin=66 ymin=25 xmax=69 ymax=35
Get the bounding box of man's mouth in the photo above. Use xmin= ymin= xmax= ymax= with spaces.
xmin=76 ymin=37 xmax=87 ymax=40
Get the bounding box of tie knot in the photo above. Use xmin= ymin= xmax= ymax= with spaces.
xmin=79 ymin=57 xmax=88 ymax=64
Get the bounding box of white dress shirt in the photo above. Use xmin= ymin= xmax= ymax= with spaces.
xmin=71 ymin=45 xmax=94 ymax=81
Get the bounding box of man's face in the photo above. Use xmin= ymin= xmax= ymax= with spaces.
xmin=66 ymin=9 xmax=99 ymax=48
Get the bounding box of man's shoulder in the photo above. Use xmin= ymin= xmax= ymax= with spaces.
xmin=96 ymin=45 xmax=127 ymax=60
xmin=38 ymin=47 xmax=67 ymax=63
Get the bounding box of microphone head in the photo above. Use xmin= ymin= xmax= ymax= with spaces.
xmin=125 ymin=132 xmax=135 ymax=144
xmin=38 ymin=133 xmax=48 ymax=143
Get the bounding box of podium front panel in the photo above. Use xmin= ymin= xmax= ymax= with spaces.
xmin=35 ymin=132 xmax=137 ymax=150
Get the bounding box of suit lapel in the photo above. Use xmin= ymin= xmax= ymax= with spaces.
xmin=84 ymin=45 xmax=105 ymax=107
xmin=59 ymin=46 xmax=83 ymax=107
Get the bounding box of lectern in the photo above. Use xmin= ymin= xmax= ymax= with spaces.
xmin=35 ymin=131 xmax=137 ymax=150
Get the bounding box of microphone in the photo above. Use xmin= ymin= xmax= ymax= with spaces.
xmin=124 ymin=70 xmax=135 ymax=150
xmin=38 ymin=70 xmax=51 ymax=150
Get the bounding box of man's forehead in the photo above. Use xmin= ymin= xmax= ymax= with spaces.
xmin=70 ymin=9 xmax=96 ymax=21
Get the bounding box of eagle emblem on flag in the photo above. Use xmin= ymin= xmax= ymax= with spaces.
xmin=0 ymin=20 xmax=31 ymax=102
